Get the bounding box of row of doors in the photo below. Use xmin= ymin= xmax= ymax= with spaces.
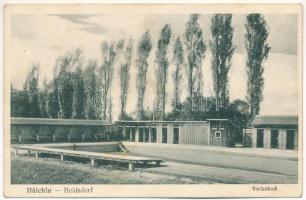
xmin=256 ymin=129 xmax=296 ymax=149
xmin=126 ymin=127 xmax=157 ymax=142
xmin=125 ymin=126 xmax=180 ymax=144
xmin=161 ymin=127 xmax=179 ymax=144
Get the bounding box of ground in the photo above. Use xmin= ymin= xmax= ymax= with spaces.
xmin=126 ymin=143 xmax=298 ymax=184
xmin=141 ymin=161 xmax=297 ymax=184
xmin=11 ymin=143 xmax=299 ymax=184
xmin=11 ymin=155 xmax=213 ymax=184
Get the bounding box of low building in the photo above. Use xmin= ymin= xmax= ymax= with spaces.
xmin=251 ymin=115 xmax=298 ymax=150
xmin=10 ymin=117 xmax=237 ymax=147
xmin=117 ymin=119 xmax=235 ymax=147
xmin=10 ymin=117 xmax=115 ymax=144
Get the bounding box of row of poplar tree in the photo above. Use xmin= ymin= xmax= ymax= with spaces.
xmin=11 ymin=13 xmax=270 ymax=124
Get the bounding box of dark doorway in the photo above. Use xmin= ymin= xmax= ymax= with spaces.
xmin=256 ymin=129 xmax=264 ymax=148
xmin=126 ymin=127 xmax=131 ymax=141
xmin=139 ymin=127 xmax=144 ymax=142
xmin=271 ymin=129 xmax=279 ymax=149
xmin=118 ymin=126 xmax=123 ymax=138
xmin=162 ymin=127 xmax=167 ymax=143
xmin=286 ymin=130 xmax=295 ymax=150
xmin=131 ymin=127 xmax=135 ymax=142
xmin=144 ymin=127 xmax=149 ymax=142
xmin=173 ymin=127 xmax=179 ymax=144
xmin=152 ymin=127 xmax=157 ymax=143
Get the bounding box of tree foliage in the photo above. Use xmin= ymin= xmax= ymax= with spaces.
xmin=46 ymin=79 xmax=59 ymax=118
xmin=184 ymin=14 xmax=207 ymax=102
xmin=136 ymin=31 xmax=152 ymax=120
xmin=38 ymin=80 xmax=48 ymax=118
xmin=72 ymin=64 xmax=85 ymax=119
xmin=119 ymin=38 xmax=133 ymax=120
xmin=23 ymin=64 xmax=41 ymax=117
xmin=56 ymin=50 xmax=81 ymax=119
xmin=99 ymin=39 xmax=124 ymax=121
xmin=155 ymin=24 xmax=172 ymax=119
xmin=245 ymin=14 xmax=270 ymax=122
xmin=10 ymin=13 xmax=270 ymax=132
xmin=210 ymin=14 xmax=235 ymax=111
xmin=11 ymin=86 xmax=30 ymax=117
xmin=172 ymin=36 xmax=184 ymax=110
xmin=83 ymin=60 xmax=98 ymax=119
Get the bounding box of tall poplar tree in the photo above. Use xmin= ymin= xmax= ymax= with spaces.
xmin=45 ymin=64 xmax=60 ymax=118
xmin=155 ymin=24 xmax=172 ymax=119
xmin=119 ymin=38 xmax=133 ymax=120
xmin=245 ymin=14 xmax=270 ymax=121
xmin=136 ymin=31 xmax=152 ymax=120
xmin=172 ymin=36 xmax=184 ymax=110
xmin=184 ymin=14 xmax=206 ymax=102
xmin=210 ymin=14 xmax=235 ymax=111
xmin=83 ymin=60 xmax=97 ymax=119
xmin=72 ymin=65 xmax=85 ymax=119
xmin=38 ymin=79 xmax=48 ymax=118
xmin=99 ymin=39 xmax=124 ymax=120
xmin=57 ymin=49 xmax=81 ymax=119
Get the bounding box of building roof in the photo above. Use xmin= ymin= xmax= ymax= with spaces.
xmin=116 ymin=119 xmax=228 ymax=125
xmin=252 ymin=115 xmax=298 ymax=126
xmin=116 ymin=120 xmax=208 ymax=124
xmin=11 ymin=117 xmax=111 ymax=126
xmin=207 ymin=119 xmax=229 ymax=121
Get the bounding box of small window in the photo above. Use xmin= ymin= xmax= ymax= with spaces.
xmin=215 ymin=131 xmax=221 ymax=138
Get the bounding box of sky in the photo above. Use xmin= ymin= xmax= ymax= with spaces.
xmin=9 ymin=13 xmax=299 ymax=120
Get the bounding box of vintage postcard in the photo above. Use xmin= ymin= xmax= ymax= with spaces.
xmin=3 ymin=3 xmax=303 ymax=198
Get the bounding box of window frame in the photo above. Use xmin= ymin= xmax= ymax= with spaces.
xmin=215 ymin=131 xmax=221 ymax=139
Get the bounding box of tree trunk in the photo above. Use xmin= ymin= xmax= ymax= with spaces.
xmin=188 ymin=68 xmax=193 ymax=100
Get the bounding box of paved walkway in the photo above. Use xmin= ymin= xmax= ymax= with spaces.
xmin=124 ymin=142 xmax=298 ymax=159
xmin=125 ymin=142 xmax=298 ymax=180
xmin=141 ymin=161 xmax=298 ymax=184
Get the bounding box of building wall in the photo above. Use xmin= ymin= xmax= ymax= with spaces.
xmin=209 ymin=121 xmax=233 ymax=147
xmin=135 ymin=127 xmax=139 ymax=142
xmin=167 ymin=124 xmax=174 ymax=144
xmin=263 ymin=128 xmax=271 ymax=148
xmin=11 ymin=121 xmax=115 ymax=144
xmin=294 ymin=129 xmax=298 ymax=150
xmin=157 ymin=124 xmax=162 ymax=143
xmin=118 ymin=120 xmax=232 ymax=147
xmin=278 ymin=129 xmax=286 ymax=149
xmin=179 ymin=124 xmax=184 ymax=144
xmin=17 ymin=125 xmax=37 ymax=143
xmin=252 ymin=128 xmax=257 ymax=148
xmin=179 ymin=122 xmax=210 ymax=145
xmin=252 ymin=127 xmax=298 ymax=150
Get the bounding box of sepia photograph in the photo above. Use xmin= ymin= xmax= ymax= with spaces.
xmin=3 ymin=3 xmax=303 ymax=197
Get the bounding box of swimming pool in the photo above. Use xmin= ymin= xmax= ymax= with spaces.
xmin=12 ymin=142 xmax=164 ymax=171
xmin=47 ymin=143 xmax=121 ymax=153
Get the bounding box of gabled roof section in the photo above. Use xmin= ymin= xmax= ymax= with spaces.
xmin=252 ymin=115 xmax=298 ymax=126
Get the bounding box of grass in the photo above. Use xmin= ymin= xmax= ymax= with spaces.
xmin=11 ymin=155 xmax=212 ymax=184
